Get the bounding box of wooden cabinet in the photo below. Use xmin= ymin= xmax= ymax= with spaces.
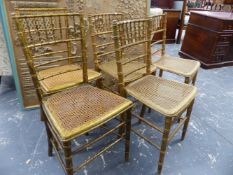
xmin=224 ymin=0 xmax=233 ymax=4
xmin=151 ymin=0 xmax=174 ymax=9
xmin=179 ymin=11 xmax=233 ymax=69
xmin=151 ymin=0 xmax=182 ymax=43
xmin=153 ymin=9 xmax=181 ymax=43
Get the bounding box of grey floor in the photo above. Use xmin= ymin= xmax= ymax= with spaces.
xmin=0 ymin=44 xmax=233 ymax=175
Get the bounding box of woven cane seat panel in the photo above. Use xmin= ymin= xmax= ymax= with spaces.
xmin=126 ymin=75 xmax=196 ymax=116
xmin=99 ymin=60 xmax=157 ymax=83
xmin=154 ymin=55 xmax=200 ymax=77
xmin=43 ymin=85 xmax=132 ymax=140
xmin=38 ymin=65 xmax=101 ymax=93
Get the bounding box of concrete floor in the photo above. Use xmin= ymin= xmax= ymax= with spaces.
xmin=0 ymin=44 xmax=233 ymax=175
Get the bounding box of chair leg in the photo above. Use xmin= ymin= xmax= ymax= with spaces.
xmin=181 ymin=100 xmax=195 ymax=141
xmin=148 ymin=108 xmax=152 ymax=113
xmin=184 ymin=77 xmax=190 ymax=84
xmin=45 ymin=124 xmax=53 ymax=156
xmin=125 ymin=109 xmax=131 ymax=161
xmin=157 ymin=117 xmax=172 ymax=175
xmin=192 ymin=72 xmax=198 ymax=86
xmin=96 ymin=77 xmax=104 ymax=89
xmin=118 ymin=113 xmax=126 ymax=137
xmin=43 ymin=113 xmax=53 ymax=157
xmin=159 ymin=69 xmax=163 ymax=77
xmin=138 ymin=104 xmax=146 ymax=124
xmin=63 ymin=141 xmax=73 ymax=175
xmin=176 ymin=113 xmax=182 ymax=124
xmin=40 ymin=105 xmax=45 ymax=121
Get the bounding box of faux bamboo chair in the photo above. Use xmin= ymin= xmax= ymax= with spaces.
xmin=151 ymin=14 xmax=200 ymax=85
xmin=14 ymin=13 xmax=133 ymax=175
xmin=15 ymin=10 xmax=101 ymax=120
xmin=112 ymin=18 xmax=197 ymax=174
xmin=15 ymin=9 xmax=101 ymax=97
xmin=89 ymin=13 xmax=157 ymax=93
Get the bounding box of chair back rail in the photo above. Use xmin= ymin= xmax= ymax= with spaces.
xmin=88 ymin=13 xmax=124 ymax=71
xmin=112 ymin=19 xmax=152 ymax=96
xmin=150 ymin=14 xmax=167 ymax=56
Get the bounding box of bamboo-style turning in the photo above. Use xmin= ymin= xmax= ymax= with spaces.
xmin=14 ymin=13 xmax=101 ymax=98
xmin=89 ymin=13 xmax=124 ymax=71
xmin=89 ymin=14 xmax=157 ymax=94
xmin=14 ymin=12 xmax=133 ymax=175
xmin=112 ymin=18 xmax=197 ymax=174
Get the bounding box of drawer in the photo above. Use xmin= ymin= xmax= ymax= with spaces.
xmin=214 ymin=46 xmax=228 ymax=55
xmin=218 ymin=34 xmax=232 ymax=43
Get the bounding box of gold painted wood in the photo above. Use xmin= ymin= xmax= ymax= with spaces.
xmin=42 ymin=84 xmax=133 ymax=175
xmin=112 ymin=18 xmax=197 ymax=174
xmin=14 ymin=13 xmax=102 ymax=99
xmin=3 ymin=0 xmax=65 ymax=108
xmin=151 ymin=14 xmax=200 ymax=85
xmin=15 ymin=12 xmax=134 ymax=175
xmin=89 ymin=14 xmax=157 ymax=95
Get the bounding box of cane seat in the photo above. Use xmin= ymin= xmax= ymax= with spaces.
xmin=38 ymin=64 xmax=101 ymax=94
xmin=154 ymin=55 xmax=200 ymax=79
xmin=100 ymin=60 xmax=157 ymax=83
xmin=151 ymin=14 xmax=200 ymax=85
xmin=43 ymin=85 xmax=132 ymax=140
xmin=125 ymin=75 xmax=197 ymax=117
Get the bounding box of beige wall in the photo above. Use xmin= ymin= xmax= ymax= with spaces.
xmin=0 ymin=22 xmax=12 ymax=76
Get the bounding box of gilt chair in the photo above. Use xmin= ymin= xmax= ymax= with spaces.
xmin=15 ymin=10 xmax=101 ymax=120
xmin=89 ymin=13 xmax=157 ymax=93
xmin=14 ymin=13 xmax=133 ymax=175
xmin=14 ymin=8 xmax=101 ymax=95
xmin=151 ymin=14 xmax=200 ymax=85
xmin=112 ymin=18 xmax=197 ymax=174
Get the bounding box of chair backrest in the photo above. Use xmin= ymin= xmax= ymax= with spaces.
xmin=112 ymin=19 xmax=152 ymax=96
xmin=88 ymin=13 xmax=124 ymax=71
xmin=14 ymin=13 xmax=87 ymax=98
xmin=150 ymin=14 xmax=167 ymax=57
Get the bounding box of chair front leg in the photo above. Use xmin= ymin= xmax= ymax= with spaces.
xmin=138 ymin=104 xmax=146 ymax=124
xmin=181 ymin=100 xmax=195 ymax=141
xmin=192 ymin=72 xmax=198 ymax=86
xmin=184 ymin=77 xmax=190 ymax=84
xmin=63 ymin=141 xmax=73 ymax=175
xmin=44 ymin=122 xmax=53 ymax=157
xmin=96 ymin=77 xmax=104 ymax=89
xmin=159 ymin=69 xmax=163 ymax=77
xmin=158 ymin=117 xmax=172 ymax=174
xmin=40 ymin=104 xmax=45 ymax=121
xmin=42 ymin=109 xmax=53 ymax=157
